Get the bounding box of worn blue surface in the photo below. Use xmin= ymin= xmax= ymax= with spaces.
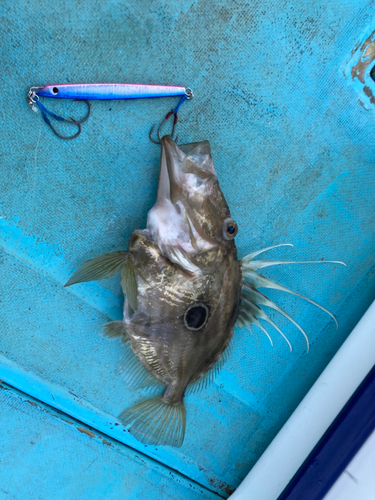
xmin=0 ymin=383 xmax=220 ymax=500
xmin=344 ymin=21 xmax=375 ymax=110
xmin=1 ymin=0 xmax=375 ymax=498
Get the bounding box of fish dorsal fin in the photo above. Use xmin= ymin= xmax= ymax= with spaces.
xmin=64 ymin=251 xmax=128 ymax=287
xmin=118 ymin=342 xmax=164 ymax=393
xmin=185 ymin=338 xmax=233 ymax=395
xmin=236 ymin=245 xmax=345 ymax=352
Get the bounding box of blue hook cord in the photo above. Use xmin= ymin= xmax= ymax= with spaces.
xmin=34 ymin=98 xmax=91 ymax=140
xmin=173 ymin=94 xmax=188 ymax=114
xmin=149 ymin=94 xmax=189 ymax=144
xmin=34 ymin=92 xmax=188 ymax=142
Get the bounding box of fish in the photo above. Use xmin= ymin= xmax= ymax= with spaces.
xmin=64 ymin=135 xmax=344 ymax=447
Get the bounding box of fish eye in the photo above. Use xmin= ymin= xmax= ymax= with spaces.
xmin=222 ymin=218 xmax=238 ymax=240
xmin=184 ymin=303 xmax=209 ymax=331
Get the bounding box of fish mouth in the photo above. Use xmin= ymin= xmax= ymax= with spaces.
xmin=156 ymin=135 xmax=211 ymax=205
xmin=147 ymin=135 xmax=229 ymax=273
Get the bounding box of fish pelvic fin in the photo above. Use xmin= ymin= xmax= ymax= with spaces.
xmin=101 ymin=321 xmax=128 ymax=342
xmin=236 ymin=245 xmax=346 ymax=353
xmin=118 ymin=343 xmax=165 ymax=393
xmin=64 ymin=251 xmax=128 ymax=287
xmin=118 ymin=397 xmax=186 ymax=448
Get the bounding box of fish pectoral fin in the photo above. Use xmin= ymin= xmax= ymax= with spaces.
xmin=64 ymin=251 xmax=128 ymax=287
xmin=118 ymin=396 xmax=186 ymax=448
xmin=121 ymin=255 xmax=138 ymax=311
xmin=101 ymin=321 xmax=128 ymax=342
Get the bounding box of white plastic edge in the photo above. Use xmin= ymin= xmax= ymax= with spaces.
xmin=229 ymin=299 xmax=375 ymax=500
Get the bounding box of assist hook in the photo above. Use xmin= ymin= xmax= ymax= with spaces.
xmin=150 ymin=88 xmax=193 ymax=144
xmin=28 ymin=88 xmax=91 ymax=140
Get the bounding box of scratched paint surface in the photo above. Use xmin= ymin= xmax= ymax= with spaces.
xmin=1 ymin=0 xmax=375 ymax=497
xmin=0 ymin=384 xmax=220 ymax=500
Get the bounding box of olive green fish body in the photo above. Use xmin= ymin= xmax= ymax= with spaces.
xmin=65 ymin=135 xmax=344 ymax=448
xmin=124 ymin=229 xmax=241 ymax=405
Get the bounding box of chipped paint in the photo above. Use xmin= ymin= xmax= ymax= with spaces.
xmin=0 ymin=384 xmax=220 ymax=500
xmin=77 ymin=427 xmax=96 ymax=438
xmin=344 ymin=23 xmax=375 ymax=109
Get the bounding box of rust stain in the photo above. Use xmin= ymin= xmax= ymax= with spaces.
xmin=102 ymin=439 xmax=111 ymax=446
xmin=26 ymin=400 xmax=38 ymax=407
xmin=351 ymin=31 xmax=375 ymax=84
xmin=24 ymin=400 xmax=74 ymax=426
xmin=208 ymin=477 xmax=235 ymax=496
xmin=77 ymin=427 xmax=95 ymax=438
xmin=363 ymin=85 xmax=375 ymax=105
xmin=51 ymin=413 xmax=73 ymax=425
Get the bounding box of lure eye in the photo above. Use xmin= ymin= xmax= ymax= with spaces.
xmin=52 ymin=87 xmax=59 ymax=95
xmin=222 ymin=218 xmax=238 ymax=240
xmin=184 ymin=303 xmax=209 ymax=331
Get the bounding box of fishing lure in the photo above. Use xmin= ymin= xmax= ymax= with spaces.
xmin=27 ymin=83 xmax=193 ymax=140
xmin=65 ymin=135 xmax=345 ymax=447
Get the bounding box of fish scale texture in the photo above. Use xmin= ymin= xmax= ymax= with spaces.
xmin=1 ymin=0 xmax=375 ymax=498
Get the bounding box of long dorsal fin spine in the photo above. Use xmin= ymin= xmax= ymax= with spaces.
xmin=235 ymin=246 xmax=345 ymax=352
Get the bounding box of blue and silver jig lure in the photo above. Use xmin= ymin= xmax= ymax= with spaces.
xmin=27 ymin=83 xmax=193 ymax=140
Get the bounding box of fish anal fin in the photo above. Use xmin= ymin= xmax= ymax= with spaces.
xmin=119 ymin=343 xmax=164 ymax=393
xmin=118 ymin=396 xmax=186 ymax=447
xmin=65 ymin=251 xmax=128 ymax=287
xmin=186 ymin=338 xmax=233 ymax=395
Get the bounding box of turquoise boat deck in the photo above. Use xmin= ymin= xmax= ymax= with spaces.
xmin=1 ymin=1 xmax=375 ymax=497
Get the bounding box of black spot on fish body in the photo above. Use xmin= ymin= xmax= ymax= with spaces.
xmin=184 ymin=304 xmax=209 ymax=331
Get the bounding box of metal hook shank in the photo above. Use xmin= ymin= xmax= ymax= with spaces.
xmin=150 ymin=110 xmax=179 ymax=144
xmin=35 ymin=99 xmax=91 ymax=140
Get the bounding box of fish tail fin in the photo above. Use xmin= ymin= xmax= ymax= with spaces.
xmin=64 ymin=251 xmax=128 ymax=287
xmin=118 ymin=397 xmax=186 ymax=447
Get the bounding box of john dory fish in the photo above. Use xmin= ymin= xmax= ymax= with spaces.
xmin=65 ymin=136 xmax=344 ymax=447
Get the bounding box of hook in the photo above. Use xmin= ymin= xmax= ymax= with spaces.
xmin=34 ymin=99 xmax=91 ymax=140
xmin=150 ymin=94 xmax=188 ymax=144
xmin=149 ymin=111 xmax=178 ymax=144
